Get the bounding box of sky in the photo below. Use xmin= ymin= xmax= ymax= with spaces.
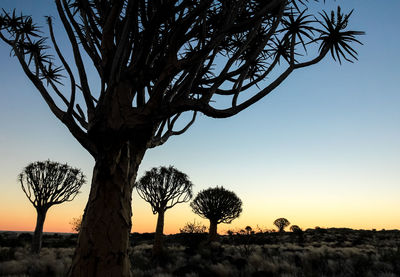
xmin=0 ymin=0 xmax=399 ymax=234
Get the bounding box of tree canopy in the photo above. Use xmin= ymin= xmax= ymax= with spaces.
xmin=19 ymin=160 xmax=86 ymax=209
xmin=274 ymin=217 xmax=290 ymax=232
xmin=0 ymin=1 xmax=364 ymax=157
xmin=136 ymin=166 xmax=193 ymax=213
xmin=191 ymin=186 xmax=242 ymax=224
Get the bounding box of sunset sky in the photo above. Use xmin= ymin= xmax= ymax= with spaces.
xmin=0 ymin=0 xmax=399 ymax=235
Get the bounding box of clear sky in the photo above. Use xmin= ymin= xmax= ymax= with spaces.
xmin=0 ymin=1 xmax=399 ymax=234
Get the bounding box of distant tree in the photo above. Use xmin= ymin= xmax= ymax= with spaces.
xmin=18 ymin=160 xmax=85 ymax=254
xmin=0 ymin=1 xmax=363 ymax=274
xmin=274 ymin=218 xmax=290 ymax=232
xmin=191 ymin=187 xmax=242 ymax=241
xmin=179 ymin=220 xmax=207 ymax=234
xmin=290 ymin=225 xmax=302 ymax=233
xmin=70 ymin=216 xmax=82 ymax=233
xmin=136 ymin=166 xmax=193 ymax=256
xmin=245 ymin=226 xmax=253 ymax=235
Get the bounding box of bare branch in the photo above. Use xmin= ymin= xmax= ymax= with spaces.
xmin=148 ymin=111 xmax=197 ymax=148
xmin=55 ymin=0 xmax=95 ymax=118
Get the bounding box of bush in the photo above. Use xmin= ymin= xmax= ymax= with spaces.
xmin=0 ymin=247 xmax=16 ymax=262
xmin=179 ymin=220 xmax=207 ymax=234
xmin=0 ymin=247 xmax=73 ymax=277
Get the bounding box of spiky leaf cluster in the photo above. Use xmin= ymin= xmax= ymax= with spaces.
xmin=0 ymin=10 xmax=63 ymax=82
xmin=190 ymin=186 xmax=242 ymax=224
xmin=314 ymin=6 xmax=364 ymax=64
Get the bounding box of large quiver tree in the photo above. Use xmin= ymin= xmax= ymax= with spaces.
xmin=136 ymin=166 xmax=193 ymax=257
xmin=190 ymin=186 xmax=242 ymax=241
xmin=18 ymin=160 xmax=85 ymax=254
xmin=0 ymin=1 xmax=363 ymax=275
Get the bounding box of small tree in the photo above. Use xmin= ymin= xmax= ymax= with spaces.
xmin=190 ymin=186 xmax=242 ymax=241
xmin=18 ymin=160 xmax=85 ymax=254
xmin=136 ymin=166 xmax=193 ymax=256
xmin=274 ymin=218 xmax=290 ymax=232
xmin=245 ymin=226 xmax=253 ymax=235
xmin=290 ymin=225 xmax=302 ymax=233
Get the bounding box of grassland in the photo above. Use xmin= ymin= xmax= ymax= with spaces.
xmin=1 ymin=228 xmax=399 ymax=276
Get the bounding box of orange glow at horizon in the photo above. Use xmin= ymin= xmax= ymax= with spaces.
xmin=1 ymin=182 xmax=400 ymax=234
xmin=2 ymin=204 xmax=400 ymax=235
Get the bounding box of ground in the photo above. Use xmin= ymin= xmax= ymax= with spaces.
xmin=1 ymin=228 xmax=399 ymax=276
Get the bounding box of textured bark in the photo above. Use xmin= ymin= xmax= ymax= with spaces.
xmin=153 ymin=210 xmax=165 ymax=257
xmin=208 ymin=221 xmax=218 ymax=242
xmin=31 ymin=208 xmax=48 ymax=254
xmin=68 ymin=139 xmax=148 ymax=277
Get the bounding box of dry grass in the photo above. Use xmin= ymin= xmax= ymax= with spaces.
xmin=1 ymin=229 xmax=399 ymax=276
xmin=0 ymin=247 xmax=73 ymax=277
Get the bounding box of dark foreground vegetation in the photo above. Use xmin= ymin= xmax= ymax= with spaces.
xmin=1 ymin=228 xmax=399 ymax=277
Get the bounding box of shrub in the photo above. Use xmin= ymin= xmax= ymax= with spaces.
xmin=180 ymin=220 xmax=207 ymax=234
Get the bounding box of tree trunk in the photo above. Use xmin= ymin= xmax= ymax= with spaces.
xmin=31 ymin=208 xmax=48 ymax=254
xmin=153 ymin=210 xmax=165 ymax=257
xmin=208 ymin=220 xmax=218 ymax=242
xmin=68 ymin=139 xmax=148 ymax=277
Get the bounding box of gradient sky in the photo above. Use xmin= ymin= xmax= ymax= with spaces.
xmin=0 ymin=1 xmax=399 ymax=234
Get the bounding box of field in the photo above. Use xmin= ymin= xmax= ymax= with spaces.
xmin=1 ymin=228 xmax=399 ymax=276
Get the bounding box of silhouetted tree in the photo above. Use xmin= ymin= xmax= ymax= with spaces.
xmin=274 ymin=218 xmax=290 ymax=232
xmin=191 ymin=187 xmax=242 ymax=241
xmin=290 ymin=225 xmax=302 ymax=233
xmin=136 ymin=166 xmax=193 ymax=256
xmin=18 ymin=160 xmax=85 ymax=254
xmin=0 ymin=1 xmax=363 ymax=274
xmin=245 ymin=226 xmax=253 ymax=235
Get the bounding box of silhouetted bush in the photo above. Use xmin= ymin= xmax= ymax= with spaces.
xmin=175 ymin=233 xmax=208 ymax=254
xmin=0 ymin=247 xmax=16 ymax=262
xmin=179 ymin=220 xmax=207 ymax=234
xmin=18 ymin=233 xmax=33 ymax=243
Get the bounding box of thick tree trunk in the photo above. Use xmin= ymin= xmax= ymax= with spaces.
xmin=31 ymin=208 xmax=48 ymax=254
xmin=68 ymin=140 xmax=148 ymax=277
xmin=153 ymin=210 xmax=165 ymax=257
xmin=208 ymin=220 xmax=218 ymax=242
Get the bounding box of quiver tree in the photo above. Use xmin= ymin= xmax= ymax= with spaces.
xmin=245 ymin=226 xmax=253 ymax=235
xmin=290 ymin=224 xmax=302 ymax=233
xmin=190 ymin=186 xmax=242 ymax=241
xmin=18 ymin=160 xmax=85 ymax=254
xmin=136 ymin=166 xmax=193 ymax=256
xmin=0 ymin=1 xmax=363 ymax=275
xmin=274 ymin=217 xmax=290 ymax=232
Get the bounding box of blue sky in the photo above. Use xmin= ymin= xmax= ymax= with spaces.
xmin=0 ymin=0 xmax=399 ymax=233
